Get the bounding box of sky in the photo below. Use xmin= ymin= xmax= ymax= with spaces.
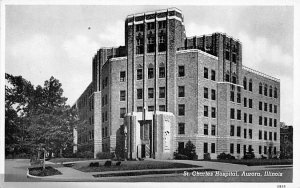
xmin=5 ymin=5 xmax=294 ymax=125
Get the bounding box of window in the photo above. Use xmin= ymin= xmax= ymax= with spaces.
xmin=264 ymin=146 xmax=267 ymax=154
xmin=244 ymin=98 xmax=247 ymax=107
xmin=230 ymin=125 xmax=235 ymax=136
xmin=204 ymin=67 xmax=208 ymax=79
xmin=244 ymin=113 xmax=247 ymax=123
xmin=136 ymin=38 xmax=144 ymax=54
xmin=230 ymin=143 xmax=234 ymax=154
xmin=147 ymin=37 xmax=155 ymax=53
xmin=274 ymin=132 xmax=277 ymax=141
xmin=259 ymin=116 xmax=262 ymax=125
xmin=211 ymin=89 xmax=216 ymax=100
xmin=137 ymin=89 xmax=143 ymax=99
xmin=158 ymin=21 xmax=166 ymax=29
xmin=249 ymin=114 xmax=253 ymax=124
xmin=159 ymin=87 xmax=165 ymax=98
xmin=120 ymin=108 xmax=126 ymax=118
xmin=264 ymin=117 xmax=268 ymax=126
xmin=259 ymin=130 xmax=262 ymax=140
xmin=211 ymin=143 xmax=216 ymax=153
xmin=211 ymin=125 xmax=216 ymax=136
xmin=243 ymin=129 xmax=246 ymax=139
xmin=105 ymin=127 xmax=108 ymax=137
xmin=274 ymin=119 xmax=277 ymax=127
xmin=204 ymin=87 xmax=209 ymax=99
xmin=237 ymin=144 xmax=240 ymax=154
xmin=178 ymin=123 xmax=185 ymax=134
xmin=159 ymin=105 xmax=166 ymax=111
xmin=148 ymin=88 xmax=154 ymax=99
xmin=259 ymin=146 xmax=262 ymax=154
xmin=178 ymin=142 xmax=185 ymax=154
xmin=274 ymin=87 xmax=278 ymax=98
xmin=232 ymin=74 xmax=237 ymax=84
xmin=244 ymin=145 xmax=247 ymax=154
xmin=105 ymin=111 xmax=108 ymax=121
xmin=237 ymin=126 xmax=241 ymax=137
xmin=237 ymin=92 xmax=241 ymax=104
xmin=269 ymin=86 xmax=273 ymax=97
xmin=120 ymin=71 xmax=126 ymax=82
xmin=158 ymin=36 xmax=166 ymax=52
xmin=249 ymin=99 xmax=253 ymax=108
xmin=178 ymin=86 xmax=185 ymax=97
xmin=102 ymin=113 xmax=104 ymax=122
xmin=147 ymin=22 xmax=155 ymax=30
xmin=259 ymin=102 xmax=262 ymax=110
xmin=269 ymin=104 xmax=273 ymax=112
xmin=226 ymin=51 xmax=230 ymax=61
xmin=159 ymin=67 xmax=165 ymax=78
xmin=105 ymin=95 xmax=108 ymax=105
xmin=230 ymin=91 xmax=234 ymax=102
xmin=148 ymin=68 xmax=154 ymax=79
xmin=178 ymin=66 xmax=185 ymax=77
xmin=237 ymin=110 xmax=241 ymax=120
xmin=120 ymin=90 xmax=126 ymax=101
xmin=204 ymin=124 xmax=208 ymax=135
xmin=274 ymin=105 xmax=277 ymax=113
xmin=264 ymin=102 xmax=268 ymax=111
xmin=249 ymin=129 xmax=252 ymax=139
xmin=232 ymin=53 xmax=237 ymax=63
xmin=137 ymin=106 xmax=143 ymax=112
xmin=225 ymin=72 xmax=230 ymax=82
xmin=204 ymin=143 xmax=208 ymax=153
xmin=264 ymin=131 xmax=267 ymax=140
xmin=269 ymin=118 xmax=273 ymax=127
xmin=259 ymin=83 xmax=262 ymax=94
xmin=264 ymin=84 xmax=268 ymax=96
xmin=148 ymin=106 xmax=154 ymax=111
xmin=243 ymin=77 xmax=247 ymax=90
xmin=136 ymin=24 xmax=144 ymax=32
xmin=211 ymin=107 xmax=216 ymax=118
xmin=249 ymin=79 xmax=253 ymax=92
xmin=211 ymin=70 xmax=216 ymax=81
xmin=137 ymin=69 xmax=143 ymax=80
xmin=230 ymin=108 xmax=235 ymax=119
xmin=178 ymin=104 xmax=185 ymax=116
xmin=274 ymin=147 xmax=277 ymax=155
xmin=204 ymin=106 xmax=209 ymax=117
xmin=269 ymin=132 xmax=272 ymax=140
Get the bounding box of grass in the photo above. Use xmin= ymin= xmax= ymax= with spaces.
xmin=28 ymin=166 xmax=62 ymax=177
xmin=49 ymin=158 xmax=94 ymax=163
xmin=73 ymin=160 xmax=201 ymax=172
xmin=207 ymin=159 xmax=293 ymax=166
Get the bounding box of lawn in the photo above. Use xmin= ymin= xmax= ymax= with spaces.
xmin=73 ymin=160 xmax=201 ymax=172
xmin=208 ymin=159 xmax=293 ymax=166
xmin=49 ymin=158 xmax=95 ymax=163
xmin=28 ymin=166 xmax=62 ymax=177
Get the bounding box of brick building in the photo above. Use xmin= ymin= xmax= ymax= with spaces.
xmin=73 ymin=7 xmax=280 ymax=159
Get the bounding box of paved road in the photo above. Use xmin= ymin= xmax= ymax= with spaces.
xmin=4 ymin=159 xmax=40 ymax=182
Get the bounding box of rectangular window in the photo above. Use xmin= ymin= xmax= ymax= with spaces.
xmin=211 ymin=89 xmax=216 ymax=100
xmin=244 ymin=113 xmax=247 ymax=123
xmin=226 ymin=51 xmax=230 ymax=60
xmin=159 ymin=67 xmax=165 ymax=78
xmin=211 ymin=107 xmax=216 ymax=118
xmin=259 ymin=130 xmax=262 ymax=140
xmin=204 ymin=67 xmax=208 ymax=79
xmin=259 ymin=101 xmax=262 ymax=110
xmin=269 ymin=104 xmax=273 ymax=112
xmin=264 ymin=146 xmax=267 ymax=154
xmin=264 ymin=117 xmax=268 ymax=126
xmin=120 ymin=108 xmax=126 ymax=118
xmin=178 ymin=104 xmax=185 ymax=116
xmin=211 ymin=125 xmax=216 ymax=136
xmin=274 ymin=147 xmax=277 ymax=155
xmin=244 ymin=129 xmax=247 ymax=139
xmin=230 ymin=125 xmax=235 ymax=136
xmin=264 ymin=102 xmax=268 ymax=111
xmin=237 ymin=144 xmax=240 ymax=154
xmin=230 ymin=143 xmax=234 ymax=154
xmin=211 ymin=143 xmax=216 ymax=153
xmin=269 ymin=132 xmax=272 ymax=140
xmin=137 ymin=89 xmax=143 ymax=99
xmin=204 ymin=124 xmax=208 ymax=135
xmin=120 ymin=71 xmax=126 ymax=82
xmin=148 ymin=106 xmax=154 ymax=111
xmin=237 ymin=92 xmax=241 ymax=103
xmin=204 ymin=143 xmax=208 ymax=153
xmin=147 ymin=22 xmax=155 ymax=30
xmin=237 ymin=126 xmax=241 ymax=137
xmin=211 ymin=70 xmax=216 ymax=81
xmin=159 ymin=105 xmax=166 ymax=111
xmin=244 ymin=97 xmax=247 ymax=107
xmin=230 ymin=108 xmax=235 ymax=119
xmin=136 ymin=24 xmax=144 ymax=32
xmin=137 ymin=106 xmax=143 ymax=112
xmin=230 ymin=91 xmax=234 ymax=102
xmin=105 ymin=111 xmax=108 ymax=121
xmin=259 ymin=146 xmax=262 ymax=154
xmin=105 ymin=95 xmax=108 ymax=105
xmin=148 ymin=68 xmax=154 ymax=79
xmin=178 ymin=86 xmax=185 ymax=97
xmin=137 ymin=69 xmax=143 ymax=80
xmin=102 ymin=113 xmax=104 ymax=123
xmin=178 ymin=142 xmax=185 ymax=154
xmin=204 ymin=106 xmax=209 ymax=117
xmin=274 ymin=119 xmax=277 ymax=127
xmin=120 ymin=90 xmax=126 ymax=101
xmin=178 ymin=123 xmax=185 ymax=134
xmin=249 ymin=114 xmax=253 ymax=124
xmin=237 ymin=110 xmax=241 ymax=120
xmin=249 ymin=99 xmax=253 ymax=108
xmin=232 ymin=53 xmax=237 ymax=63
xmin=249 ymin=129 xmax=252 ymax=139
xmin=158 ymin=21 xmax=166 ymax=29
xmin=148 ymin=88 xmax=154 ymax=99
xmin=274 ymin=132 xmax=277 ymax=141
xmin=159 ymin=87 xmax=165 ymax=98
xmin=204 ymin=87 xmax=209 ymax=99
xmin=269 ymin=118 xmax=273 ymax=127
xmin=264 ymin=131 xmax=267 ymax=140
xmin=259 ymin=116 xmax=262 ymax=125
xmin=274 ymin=105 xmax=277 ymax=113
xmin=178 ymin=66 xmax=185 ymax=77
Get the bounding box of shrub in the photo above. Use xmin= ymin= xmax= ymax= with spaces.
xmin=77 ymin=151 xmax=94 ymax=158
xmin=173 ymin=152 xmax=189 ymax=160
xmin=89 ymin=162 xmax=100 ymax=167
xmin=104 ymin=160 xmax=112 ymax=167
xmin=260 ymin=155 xmax=267 ymax=159
xmin=217 ymin=152 xmax=235 ymax=160
xmin=183 ymin=140 xmax=197 ymax=160
xmin=96 ymin=152 xmax=114 ymax=159
xmin=204 ymin=153 xmax=211 ymax=160
xmin=243 ymin=148 xmax=255 ymax=160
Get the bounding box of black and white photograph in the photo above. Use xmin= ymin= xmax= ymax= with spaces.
xmin=1 ymin=1 xmax=299 ymax=187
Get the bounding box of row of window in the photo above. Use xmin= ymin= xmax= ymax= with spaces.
xmin=230 ymin=126 xmax=253 ymax=139
xmin=259 ymin=130 xmax=277 ymax=141
xmin=204 ymin=106 xmax=217 ymax=118
xmin=259 ymin=116 xmax=277 ymax=127
xmin=136 ymin=67 xmax=166 ymax=80
xmin=259 ymin=101 xmax=278 ymax=113
xmin=102 ymin=127 xmax=109 ymax=138
xmin=230 ymin=108 xmax=253 ymax=123
xmin=134 ymin=86 xmax=186 ymax=100
xmin=135 ymin=21 xmax=166 ymax=32
xmin=78 ymin=130 xmax=94 ymax=143
xmin=204 ymin=87 xmax=216 ymax=100
xmin=178 ymin=142 xmax=216 ymax=154
xmin=229 ymin=144 xmax=277 ymax=155
xmin=101 ymin=95 xmax=108 ymax=106
xmin=259 ymin=83 xmax=278 ymax=98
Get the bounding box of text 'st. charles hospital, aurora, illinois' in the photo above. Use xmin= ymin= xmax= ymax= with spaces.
xmin=73 ymin=7 xmax=280 ymax=160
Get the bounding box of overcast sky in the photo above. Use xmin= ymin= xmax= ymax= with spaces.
xmin=5 ymin=5 xmax=293 ymax=125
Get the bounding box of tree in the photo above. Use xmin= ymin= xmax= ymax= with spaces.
xmin=183 ymin=140 xmax=197 ymax=160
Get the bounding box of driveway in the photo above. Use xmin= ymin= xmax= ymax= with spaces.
xmin=5 ymin=159 xmax=40 ymax=182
